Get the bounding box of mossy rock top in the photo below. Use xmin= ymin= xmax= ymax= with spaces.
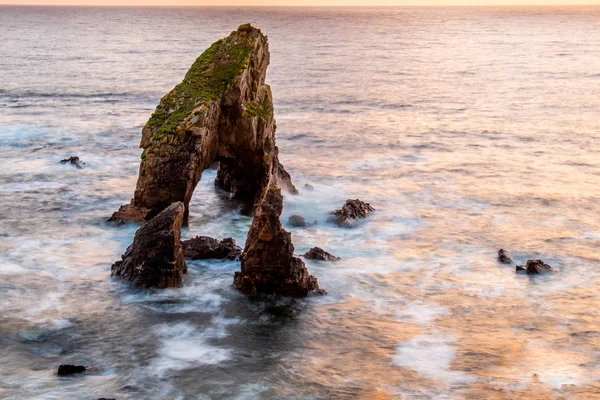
xmin=146 ymin=24 xmax=264 ymax=137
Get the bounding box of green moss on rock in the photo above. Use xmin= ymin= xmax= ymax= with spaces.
xmin=146 ymin=28 xmax=256 ymax=136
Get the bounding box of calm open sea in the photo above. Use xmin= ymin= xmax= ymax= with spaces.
xmin=1 ymin=5 xmax=600 ymax=399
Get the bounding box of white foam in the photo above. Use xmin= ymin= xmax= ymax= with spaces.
xmin=392 ymin=331 xmax=475 ymax=386
xmin=150 ymin=322 xmax=232 ymax=375
xmin=0 ymin=261 xmax=26 ymax=275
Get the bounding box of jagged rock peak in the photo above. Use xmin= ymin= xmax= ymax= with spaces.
xmin=111 ymin=202 xmax=187 ymax=288
xmin=234 ymin=182 xmax=321 ymax=297
xmin=109 ymin=23 xmax=295 ymax=224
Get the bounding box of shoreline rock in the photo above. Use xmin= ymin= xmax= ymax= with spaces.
xmin=303 ymin=247 xmax=340 ymax=262
xmin=182 ymin=236 xmax=242 ymax=260
xmin=111 ymin=202 xmax=187 ymax=288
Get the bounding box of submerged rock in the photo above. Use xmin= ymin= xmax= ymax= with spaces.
xmin=303 ymin=247 xmax=340 ymax=262
xmin=235 ymin=183 xmax=321 ymax=297
xmin=59 ymin=156 xmax=83 ymax=169
xmin=57 ymin=364 xmax=87 ymax=376
xmin=288 ymin=215 xmax=306 ymax=228
xmin=331 ymin=199 xmax=374 ymax=227
xmin=498 ymin=249 xmax=513 ymax=264
xmin=516 ymin=259 xmax=554 ymax=275
xmin=182 ymin=236 xmax=242 ymax=260
xmin=110 ymin=24 xmax=296 ymax=223
xmin=303 ymin=183 xmax=314 ymax=192
xmin=111 ymin=202 xmax=187 ymax=288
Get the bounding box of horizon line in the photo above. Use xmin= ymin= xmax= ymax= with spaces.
xmin=2 ymin=3 xmax=600 ymax=6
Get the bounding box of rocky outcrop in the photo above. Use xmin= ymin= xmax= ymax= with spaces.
xmin=109 ymin=25 xmax=320 ymax=296
xmin=111 ymin=202 xmax=187 ymax=288
xmin=57 ymin=364 xmax=87 ymax=376
xmin=517 ymin=259 xmax=554 ymax=275
xmin=182 ymin=236 xmax=242 ymax=260
xmin=303 ymin=247 xmax=340 ymax=262
xmin=110 ymin=24 xmax=295 ymax=223
xmin=234 ymin=182 xmax=321 ymax=297
xmin=331 ymin=199 xmax=374 ymax=227
xmin=498 ymin=249 xmax=513 ymax=264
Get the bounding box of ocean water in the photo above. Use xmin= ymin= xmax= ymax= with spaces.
xmin=1 ymin=5 xmax=600 ymax=399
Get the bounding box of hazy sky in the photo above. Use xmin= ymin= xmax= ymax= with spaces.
xmin=2 ymin=0 xmax=600 ymax=5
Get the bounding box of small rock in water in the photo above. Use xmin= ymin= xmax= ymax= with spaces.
xmin=330 ymin=199 xmax=374 ymax=227
xmin=516 ymin=259 xmax=554 ymax=275
xmin=288 ymin=215 xmax=306 ymax=228
xmin=303 ymin=183 xmax=315 ymax=192
xmin=57 ymin=364 xmax=87 ymax=376
xmin=59 ymin=156 xmax=83 ymax=169
xmin=303 ymin=247 xmax=340 ymax=262
xmin=181 ymin=236 xmax=242 ymax=260
xmin=497 ymin=249 xmax=513 ymax=264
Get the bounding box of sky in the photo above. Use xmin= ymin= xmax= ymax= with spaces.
xmin=2 ymin=0 xmax=600 ymax=5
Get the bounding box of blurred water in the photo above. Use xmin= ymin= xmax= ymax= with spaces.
xmin=1 ymin=5 xmax=600 ymax=399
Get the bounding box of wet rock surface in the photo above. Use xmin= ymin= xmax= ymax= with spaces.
xmin=234 ymin=183 xmax=320 ymax=297
xmin=59 ymin=156 xmax=83 ymax=169
xmin=498 ymin=249 xmax=513 ymax=264
xmin=110 ymin=24 xmax=295 ymax=223
xmin=517 ymin=259 xmax=554 ymax=275
xmin=182 ymin=236 xmax=242 ymax=260
xmin=57 ymin=364 xmax=87 ymax=376
xmin=111 ymin=202 xmax=187 ymax=288
xmin=331 ymin=199 xmax=374 ymax=227
xmin=303 ymin=247 xmax=340 ymax=262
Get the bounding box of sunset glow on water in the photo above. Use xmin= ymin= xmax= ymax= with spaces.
xmin=1 ymin=5 xmax=600 ymax=399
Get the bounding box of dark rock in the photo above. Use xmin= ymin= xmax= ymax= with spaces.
xmin=110 ymin=24 xmax=296 ymax=223
xmin=59 ymin=156 xmax=83 ymax=169
xmin=498 ymin=249 xmax=513 ymax=264
xmin=235 ymin=182 xmax=321 ymax=297
xmin=303 ymin=247 xmax=340 ymax=262
xmin=182 ymin=236 xmax=242 ymax=260
xmin=331 ymin=199 xmax=374 ymax=227
xmin=303 ymin=184 xmax=314 ymax=192
xmin=111 ymin=202 xmax=187 ymax=288
xmin=288 ymin=215 xmax=306 ymax=228
xmin=57 ymin=364 xmax=87 ymax=376
xmin=516 ymin=259 xmax=554 ymax=275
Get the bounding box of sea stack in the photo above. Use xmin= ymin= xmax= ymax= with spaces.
xmin=110 ymin=25 xmax=319 ymax=296
xmin=235 ymin=182 xmax=320 ymax=297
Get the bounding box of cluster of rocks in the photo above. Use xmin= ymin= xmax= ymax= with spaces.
xmin=182 ymin=236 xmax=242 ymax=260
xmin=109 ymin=25 xmax=373 ymax=298
xmin=497 ymin=249 xmax=554 ymax=275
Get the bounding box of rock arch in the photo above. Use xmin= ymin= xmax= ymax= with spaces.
xmin=110 ymin=24 xmax=319 ymax=297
